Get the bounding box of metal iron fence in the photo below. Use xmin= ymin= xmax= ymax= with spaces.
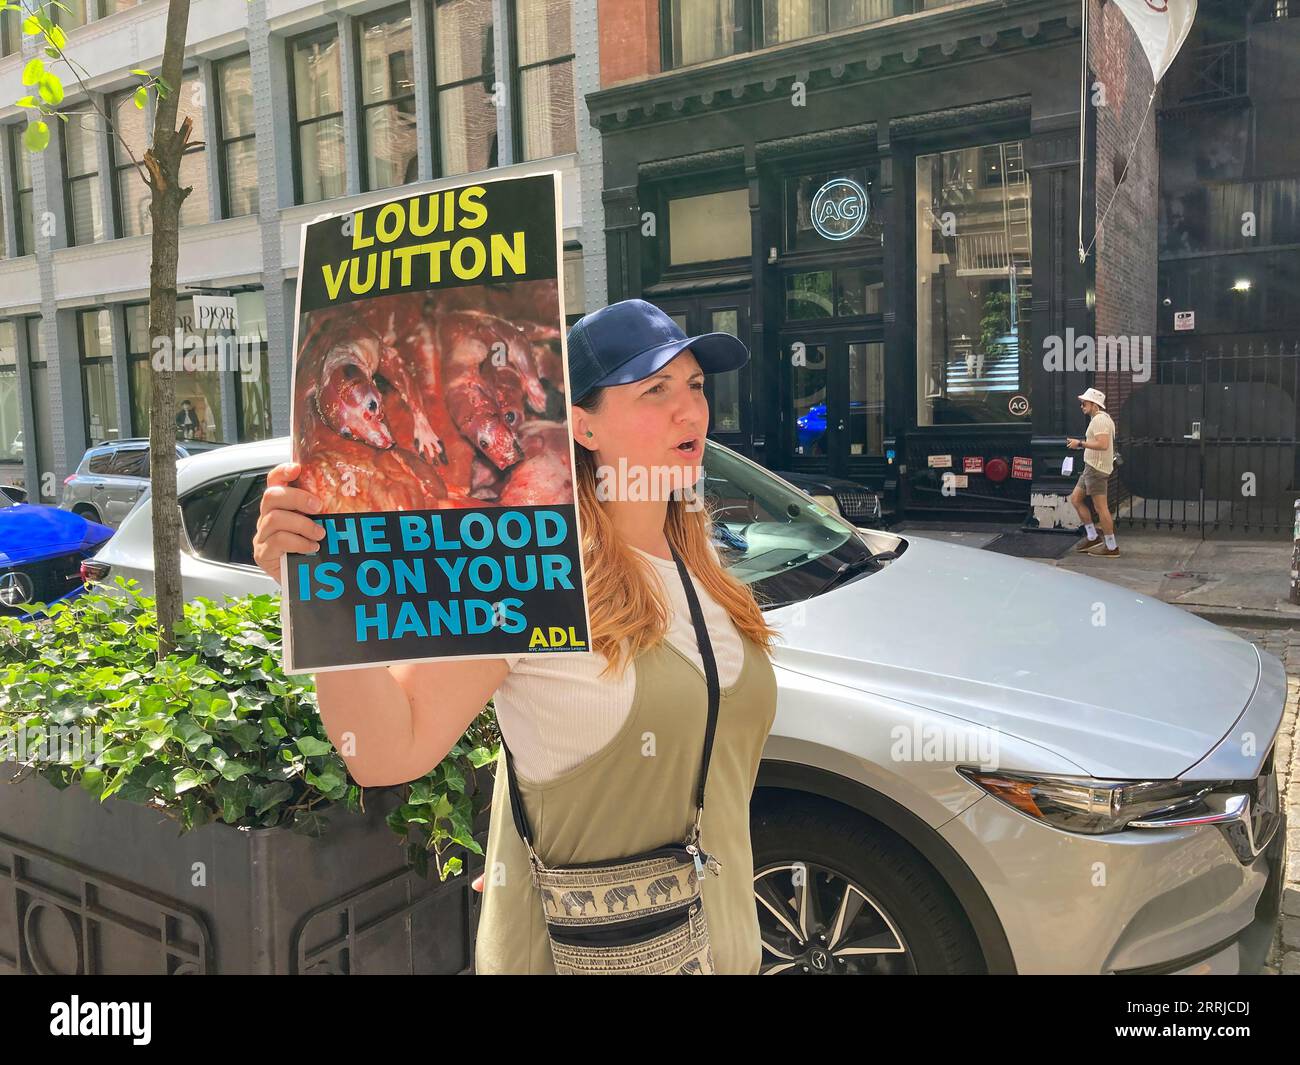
xmin=1110 ymin=341 xmax=1300 ymax=537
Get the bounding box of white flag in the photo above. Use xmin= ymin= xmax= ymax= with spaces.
xmin=1111 ymin=0 xmax=1198 ymax=86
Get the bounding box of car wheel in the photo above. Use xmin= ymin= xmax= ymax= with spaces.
xmin=72 ymin=504 xmax=101 ymax=523
xmin=751 ymin=795 xmax=985 ymax=974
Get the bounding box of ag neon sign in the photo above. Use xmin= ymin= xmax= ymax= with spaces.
xmin=811 ymin=177 xmax=869 ymax=241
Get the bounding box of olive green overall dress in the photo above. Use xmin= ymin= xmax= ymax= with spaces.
xmin=474 ymin=627 xmax=778 ymax=975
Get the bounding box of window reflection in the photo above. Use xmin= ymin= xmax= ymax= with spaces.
xmin=291 ymin=28 xmax=346 ymax=203
xmin=359 ymin=8 xmax=418 ymax=191
xmin=709 ymin=309 xmax=742 ymax=432
xmin=915 ymin=140 xmax=1031 ymax=426
xmin=515 ymin=0 xmax=575 ymax=160
xmin=217 ymin=54 xmax=258 ymax=217
xmin=435 ymin=0 xmax=498 ymax=175
xmin=79 ymin=310 xmax=119 ymax=445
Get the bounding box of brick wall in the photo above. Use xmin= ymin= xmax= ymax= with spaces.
xmin=1089 ymin=0 xmax=1159 ymax=435
xmin=597 ymin=0 xmax=659 ymax=86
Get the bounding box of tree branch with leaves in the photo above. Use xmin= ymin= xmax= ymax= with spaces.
xmin=7 ymin=0 xmax=198 ymax=655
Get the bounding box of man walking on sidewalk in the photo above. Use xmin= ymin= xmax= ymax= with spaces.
xmin=1068 ymin=387 xmax=1119 ymax=557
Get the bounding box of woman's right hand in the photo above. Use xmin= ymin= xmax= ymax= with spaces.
xmin=253 ymin=461 xmax=326 ymax=585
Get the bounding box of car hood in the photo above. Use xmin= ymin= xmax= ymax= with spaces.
xmin=0 ymin=504 xmax=114 ymax=565
xmin=769 ymin=535 xmax=1262 ymax=779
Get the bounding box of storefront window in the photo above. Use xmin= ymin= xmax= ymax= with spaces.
xmin=26 ymin=319 xmax=53 ymax=497
xmin=785 ymin=266 xmax=881 ymax=319
xmin=359 ymin=7 xmax=417 ymax=191
xmin=786 ymin=272 xmax=833 ymax=320
xmin=235 ymin=290 xmax=272 ymax=441
xmin=790 ymin=341 xmax=828 ymax=457
xmin=709 ymin=308 xmax=742 ymax=433
xmin=848 ymin=341 xmax=883 ymax=456
xmin=126 ymin=305 xmax=150 ymax=438
xmin=785 ymin=166 xmax=879 ymax=252
xmin=126 ymin=294 xmax=270 ymax=443
xmin=79 ymin=309 xmax=119 ymax=445
xmin=126 ymin=301 xmax=227 ymax=442
xmin=216 ymin=54 xmax=258 ymax=217
xmin=667 ymin=189 xmax=750 ymax=265
xmin=837 ymin=267 xmax=883 ymax=316
xmin=433 ymin=0 xmax=498 ymax=176
xmin=291 ymin=27 xmax=346 ymax=204
xmin=0 ymin=322 xmax=20 ymax=464
xmin=515 ymin=0 xmax=576 ymax=161
xmin=915 ymin=140 xmax=1032 ymax=427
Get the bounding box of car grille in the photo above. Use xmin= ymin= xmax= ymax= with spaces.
xmin=0 ymin=551 xmax=89 ymax=615
xmin=836 ymin=489 xmax=882 ymax=523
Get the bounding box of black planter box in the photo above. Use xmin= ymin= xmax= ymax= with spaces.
xmin=0 ymin=762 xmax=492 ymax=974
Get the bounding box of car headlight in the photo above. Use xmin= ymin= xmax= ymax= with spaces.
xmin=810 ymin=494 xmax=841 ymax=517
xmin=955 ymin=767 xmax=1218 ymax=834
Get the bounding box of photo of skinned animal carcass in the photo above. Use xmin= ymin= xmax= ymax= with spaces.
xmin=291 ymin=280 xmax=572 ymax=513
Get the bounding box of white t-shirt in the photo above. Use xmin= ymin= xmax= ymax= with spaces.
xmin=492 ymin=545 xmax=747 ymax=785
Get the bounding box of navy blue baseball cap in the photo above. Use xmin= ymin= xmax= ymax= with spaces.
xmin=566 ymin=299 xmax=750 ymax=403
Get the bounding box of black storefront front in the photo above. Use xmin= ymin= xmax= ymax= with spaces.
xmin=588 ymin=0 xmax=1094 ymax=523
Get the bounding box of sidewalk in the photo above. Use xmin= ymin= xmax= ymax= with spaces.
xmin=1049 ymin=531 xmax=1300 ymax=629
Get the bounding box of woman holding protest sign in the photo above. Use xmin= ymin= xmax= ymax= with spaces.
xmin=253 ymin=299 xmax=779 ymax=974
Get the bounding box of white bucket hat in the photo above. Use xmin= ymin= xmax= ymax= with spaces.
xmin=1077 ymin=387 xmax=1107 ymax=410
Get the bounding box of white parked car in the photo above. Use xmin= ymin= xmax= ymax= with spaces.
xmin=91 ymin=437 xmax=1287 ymax=974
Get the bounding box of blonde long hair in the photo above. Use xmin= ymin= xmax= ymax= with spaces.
xmin=573 ymin=388 xmax=780 ymax=678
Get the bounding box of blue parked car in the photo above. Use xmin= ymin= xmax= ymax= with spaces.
xmin=795 ymin=399 xmax=882 ymax=454
xmin=0 ymin=486 xmax=113 ymax=617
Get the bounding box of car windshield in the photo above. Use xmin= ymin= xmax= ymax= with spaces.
xmin=701 ymin=443 xmax=875 ymax=608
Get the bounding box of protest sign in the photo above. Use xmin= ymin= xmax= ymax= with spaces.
xmin=281 ymin=171 xmax=590 ymax=673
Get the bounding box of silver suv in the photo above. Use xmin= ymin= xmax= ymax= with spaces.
xmin=60 ymin=439 xmax=226 ymax=528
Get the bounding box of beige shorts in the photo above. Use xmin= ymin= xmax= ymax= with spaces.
xmin=1076 ymin=466 xmax=1109 ymax=497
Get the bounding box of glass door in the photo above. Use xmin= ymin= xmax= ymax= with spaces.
xmin=783 ymin=329 xmax=884 ymax=478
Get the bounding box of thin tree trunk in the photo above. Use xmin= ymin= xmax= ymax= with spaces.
xmin=146 ymin=0 xmax=194 ymax=656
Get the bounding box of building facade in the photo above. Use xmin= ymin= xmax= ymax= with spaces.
xmin=0 ymin=0 xmax=602 ymax=501
xmin=587 ymin=0 xmax=1166 ymax=525
xmin=6 ymin=0 xmax=1286 ymax=531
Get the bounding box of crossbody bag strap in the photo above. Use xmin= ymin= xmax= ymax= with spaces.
xmin=500 ymin=543 xmax=722 ymax=863
xmin=669 ymin=546 xmax=721 ymax=827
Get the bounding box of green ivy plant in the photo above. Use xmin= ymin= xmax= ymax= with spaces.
xmin=0 ymin=579 xmax=499 ymax=881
